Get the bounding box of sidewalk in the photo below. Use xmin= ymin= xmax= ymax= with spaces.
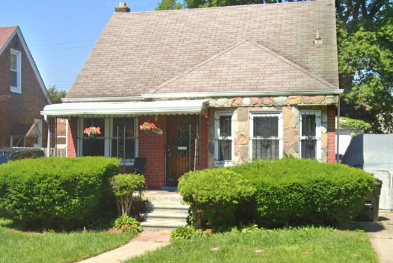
xmin=359 ymin=211 xmax=393 ymax=263
xmin=77 ymin=231 xmax=171 ymax=263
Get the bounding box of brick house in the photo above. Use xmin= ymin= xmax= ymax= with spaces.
xmin=0 ymin=26 xmax=50 ymax=148
xmin=42 ymin=0 xmax=342 ymax=188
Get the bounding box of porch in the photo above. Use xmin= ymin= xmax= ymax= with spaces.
xmin=41 ymin=100 xmax=209 ymax=188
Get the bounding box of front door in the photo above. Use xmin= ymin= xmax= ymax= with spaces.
xmin=166 ymin=115 xmax=198 ymax=186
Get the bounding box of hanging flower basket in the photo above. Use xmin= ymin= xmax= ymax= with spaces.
xmin=139 ymin=122 xmax=156 ymax=131
xmin=84 ymin=126 xmax=101 ymax=137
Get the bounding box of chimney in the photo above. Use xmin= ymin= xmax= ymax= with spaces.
xmin=115 ymin=2 xmax=130 ymax=12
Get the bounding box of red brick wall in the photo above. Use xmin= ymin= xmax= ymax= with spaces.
xmin=0 ymin=33 xmax=49 ymax=147
xmin=327 ymin=105 xmax=337 ymax=163
xmin=138 ymin=116 xmax=166 ymax=189
xmin=67 ymin=117 xmax=78 ymax=157
xmin=66 ymin=114 xmax=209 ymax=188
xmin=199 ymin=114 xmax=209 ymax=170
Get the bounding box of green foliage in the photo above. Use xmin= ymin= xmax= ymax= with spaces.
xmin=113 ymin=215 xmax=143 ymax=234
xmin=0 ymin=157 xmax=119 ymax=230
xmin=170 ymin=226 xmax=214 ymax=240
xmin=230 ymin=158 xmax=377 ymax=227
xmin=47 ymin=85 xmax=67 ymax=104
xmin=336 ymin=1 xmax=393 ymax=132
xmin=111 ymin=173 xmax=145 ymax=216
xmin=339 ymin=117 xmax=371 ymax=132
xmin=170 ymin=226 xmax=198 ymax=240
xmin=111 ymin=173 xmax=145 ymax=197
xmin=178 ymin=168 xmax=255 ymax=230
xmin=156 ymin=0 xmax=183 ymax=10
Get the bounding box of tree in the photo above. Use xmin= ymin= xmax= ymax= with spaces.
xmin=156 ymin=0 xmax=183 ymax=10
xmin=157 ymin=0 xmax=393 ymax=132
xmin=47 ymin=85 xmax=67 ymax=104
xmin=336 ymin=0 xmax=393 ymax=132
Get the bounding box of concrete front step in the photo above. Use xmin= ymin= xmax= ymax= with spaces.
xmin=142 ymin=190 xmax=189 ymax=231
xmin=146 ymin=212 xmax=188 ymax=221
xmin=141 ymin=220 xmax=187 ymax=230
xmin=146 ymin=203 xmax=189 ymax=211
xmin=146 ymin=196 xmax=183 ymax=203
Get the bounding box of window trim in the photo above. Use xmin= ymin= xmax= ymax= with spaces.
xmin=10 ymin=48 xmax=22 ymax=94
xmin=299 ymin=110 xmax=322 ymax=161
xmin=214 ymin=111 xmax=234 ymax=167
xmin=77 ymin=117 xmax=138 ymax=165
xmin=249 ymin=111 xmax=283 ymax=161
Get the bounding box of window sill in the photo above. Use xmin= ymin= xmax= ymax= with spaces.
xmin=10 ymin=86 xmax=22 ymax=94
xmin=214 ymin=161 xmax=233 ymax=167
xmin=118 ymin=160 xmax=135 ymax=166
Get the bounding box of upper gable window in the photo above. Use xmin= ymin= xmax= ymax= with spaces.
xmin=10 ymin=49 xmax=22 ymax=93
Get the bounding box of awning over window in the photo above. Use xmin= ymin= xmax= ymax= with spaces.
xmin=41 ymin=99 xmax=208 ymax=117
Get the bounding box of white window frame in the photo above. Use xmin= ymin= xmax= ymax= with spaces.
xmin=299 ymin=110 xmax=322 ymax=161
xmin=77 ymin=117 xmax=138 ymax=165
xmin=249 ymin=112 xmax=283 ymax=161
xmin=214 ymin=112 xmax=234 ymax=167
xmin=34 ymin=119 xmax=43 ymax=147
xmin=10 ymin=48 xmax=22 ymax=93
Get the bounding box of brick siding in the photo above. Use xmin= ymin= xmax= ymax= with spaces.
xmin=327 ymin=105 xmax=337 ymax=163
xmin=138 ymin=116 xmax=166 ymax=189
xmin=0 ymin=33 xmax=48 ymax=147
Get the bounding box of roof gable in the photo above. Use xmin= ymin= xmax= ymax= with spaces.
xmin=0 ymin=26 xmax=17 ymax=54
xmin=149 ymin=40 xmax=336 ymax=94
xmin=0 ymin=26 xmax=51 ymax=104
xmin=67 ymin=0 xmax=339 ymax=99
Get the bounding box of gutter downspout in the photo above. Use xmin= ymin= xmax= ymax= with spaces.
xmin=336 ymin=99 xmax=341 ymax=163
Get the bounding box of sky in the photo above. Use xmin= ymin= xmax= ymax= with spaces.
xmin=0 ymin=0 xmax=159 ymax=92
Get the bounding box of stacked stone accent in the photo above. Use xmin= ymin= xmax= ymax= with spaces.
xmin=207 ymin=95 xmax=339 ymax=167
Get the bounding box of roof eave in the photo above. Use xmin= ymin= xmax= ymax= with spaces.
xmin=142 ymin=89 xmax=344 ymax=99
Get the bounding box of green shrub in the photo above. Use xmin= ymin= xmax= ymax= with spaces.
xmin=178 ymin=168 xmax=255 ymax=231
xmin=230 ymin=158 xmax=376 ymax=227
xmin=111 ymin=173 xmax=145 ymax=216
xmin=0 ymin=157 xmax=119 ymax=230
xmin=113 ymin=215 xmax=142 ymax=234
xmin=170 ymin=226 xmax=213 ymax=241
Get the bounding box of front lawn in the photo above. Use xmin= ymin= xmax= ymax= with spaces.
xmin=127 ymin=227 xmax=378 ymax=263
xmin=0 ymin=219 xmax=137 ymax=263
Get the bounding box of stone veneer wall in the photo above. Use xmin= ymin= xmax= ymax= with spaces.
xmin=207 ymin=95 xmax=339 ymax=167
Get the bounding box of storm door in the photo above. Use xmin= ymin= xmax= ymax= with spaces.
xmin=166 ymin=115 xmax=198 ymax=186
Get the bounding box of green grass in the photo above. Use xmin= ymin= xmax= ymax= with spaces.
xmin=127 ymin=227 xmax=378 ymax=263
xmin=0 ymin=219 xmax=137 ymax=263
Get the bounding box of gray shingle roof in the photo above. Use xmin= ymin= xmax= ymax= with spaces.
xmin=67 ymin=0 xmax=339 ymax=98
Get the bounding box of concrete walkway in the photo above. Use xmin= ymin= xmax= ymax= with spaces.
xmin=359 ymin=211 xmax=393 ymax=263
xmin=77 ymin=230 xmax=171 ymax=263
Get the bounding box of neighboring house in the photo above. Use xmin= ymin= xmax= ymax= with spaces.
xmin=0 ymin=26 xmax=51 ymax=148
xmin=42 ymin=0 xmax=342 ymax=188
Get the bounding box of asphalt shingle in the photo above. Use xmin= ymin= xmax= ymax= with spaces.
xmin=67 ymin=0 xmax=339 ymax=98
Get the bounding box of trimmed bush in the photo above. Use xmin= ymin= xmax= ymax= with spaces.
xmin=230 ymin=158 xmax=376 ymax=227
xmin=111 ymin=173 xmax=145 ymax=216
xmin=0 ymin=157 xmax=119 ymax=230
xmin=178 ymin=168 xmax=255 ymax=230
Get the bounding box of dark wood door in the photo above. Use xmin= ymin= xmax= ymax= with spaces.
xmin=166 ymin=115 xmax=198 ymax=186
